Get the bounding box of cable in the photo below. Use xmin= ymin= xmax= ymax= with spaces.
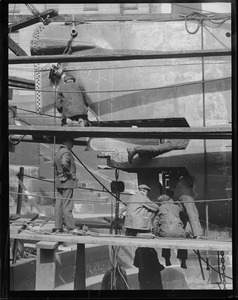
xmin=9 ymin=60 xmax=231 ymax=74
xmin=9 ymin=134 xmax=25 ymax=145
xmin=9 ymin=190 xmax=232 ymax=205
xmin=17 ymin=172 xmax=132 ymax=195
xmin=117 ymin=264 xmax=129 ymax=290
xmin=193 ymin=250 xmax=232 ymax=280
xmin=71 ymin=149 xmax=124 ymax=204
xmin=174 ymin=3 xmax=230 ymax=16
xmin=15 ymin=107 xmax=61 ymax=119
xmin=203 ymin=25 xmax=230 ymax=50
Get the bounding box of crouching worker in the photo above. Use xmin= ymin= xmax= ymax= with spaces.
xmin=56 ymin=73 xmax=91 ymax=127
xmin=124 ymin=184 xmax=159 ymax=236
xmin=153 ymin=194 xmax=188 ymax=268
xmin=134 ymin=247 xmax=164 ymax=290
xmin=53 ymin=136 xmax=81 ymax=234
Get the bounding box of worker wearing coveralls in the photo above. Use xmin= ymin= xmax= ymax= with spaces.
xmin=56 ymin=73 xmax=91 ymax=127
xmin=53 ymin=136 xmax=80 ymax=234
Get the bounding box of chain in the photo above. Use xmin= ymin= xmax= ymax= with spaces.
xmin=220 ymin=251 xmax=227 ymax=290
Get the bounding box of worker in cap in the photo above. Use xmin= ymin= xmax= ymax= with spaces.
xmin=124 ymin=184 xmax=159 ymax=236
xmin=53 ymin=135 xmax=81 ymax=235
xmin=56 ymin=72 xmax=91 ymax=127
xmin=138 ymin=184 xmax=151 ymax=191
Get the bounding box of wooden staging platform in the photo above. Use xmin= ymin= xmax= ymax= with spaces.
xmin=10 ymin=232 xmax=232 ymax=252
xmin=10 ymin=230 xmax=232 ymax=290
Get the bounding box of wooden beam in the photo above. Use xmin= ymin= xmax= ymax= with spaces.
xmin=9 ymin=49 xmax=231 ymax=65
xmin=8 ymin=37 xmax=28 ymax=56
xmin=10 ymin=232 xmax=232 ymax=252
xmin=35 ymin=241 xmax=58 ymax=290
xmin=74 ymin=244 xmax=86 ymax=290
xmin=9 ymin=125 xmax=232 ymax=140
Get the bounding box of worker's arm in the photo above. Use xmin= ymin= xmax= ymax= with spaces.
xmin=78 ymin=83 xmax=91 ymax=107
xmin=56 ymin=91 xmax=64 ymax=112
xmin=143 ymin=200 xmax=159 ymax=212
xmin=61 ymin=151 xmax=71 ymax=173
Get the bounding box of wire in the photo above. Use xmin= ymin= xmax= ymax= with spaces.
xmin=203 ymin=25 xmax=230 ymax=50
xmin=9 ymin=60 xmax=231 ymax=74
xmin=15 ymin=107 xmax=61 ymax=119
xmin=174 ymin=3 xmax=230 ymax=16
xmin=193 ymin=250 xmax=232 ymax=280
xmin=117 ymin=264 xmax=129 ymax=290
xmin=9 ymin=190 xmax=232 ymax=207
xmin=11 ymin=76 xmax=232 ymax=95
xmin=16 ymin=172 xmax=132 ymax=195
xmin=71 ymin=149 xmax=125 ymax=204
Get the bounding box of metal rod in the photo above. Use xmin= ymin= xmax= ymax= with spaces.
xmin=9 ymin=125 xmax=232 ymax=139
xmin=9 ymin=50 xmax=231 ymax=65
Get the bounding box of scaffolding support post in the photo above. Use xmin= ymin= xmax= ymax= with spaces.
xmin=12 ymin=167 xmax=24 ymax=264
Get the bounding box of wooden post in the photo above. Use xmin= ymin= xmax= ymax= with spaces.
xmin=12 ymin=167 xmax=24 ymax=264
xmin=74 ymin=243 xmax=86 ymax=290
xmin=35 ymin=241 xmax=58 ymax=290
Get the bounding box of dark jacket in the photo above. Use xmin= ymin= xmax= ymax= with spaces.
xmin=124 ymin=191 xmax=159 ymax=231
xmin=54 ymin=145 xmax=77 ymax=189
xmin=56 ymin=81 xmax=90 ymax=118
xmin=134 ymin=247 xmax=164 ymax=290
xmin=153 ymin=197 xmax=186 ymax=238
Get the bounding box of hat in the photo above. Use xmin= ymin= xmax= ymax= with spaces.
xmin=138 ymin=184 xmax=151 ymax=191
xmin=63 ymin=74 xmax=75 ymax=83
xmin=158 ymin=195 xmax=170 ymax=202
xmin=60 ymin=135 xmax=74 ymax=144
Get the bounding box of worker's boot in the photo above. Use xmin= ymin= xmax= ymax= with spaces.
xmin=180 ymin=259 xmax=187 ymax=269
xmin=77 ymin=118 xmax=85 ymax=127
xmin=165 ymin=258 xmax=172 ymax=266
xmin=61 ymin=118 xmax=67 ymax=126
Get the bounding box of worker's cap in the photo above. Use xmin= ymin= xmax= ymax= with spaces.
xmin=138 ymin=184 xmax=151 ymax=191
xmin=158 ymin=195 xmax=170 ymax=202
xmin=60 ymin=135 xmax=74 ymax=144
xmin=62 ymin=74 xmax=75 ymax=83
